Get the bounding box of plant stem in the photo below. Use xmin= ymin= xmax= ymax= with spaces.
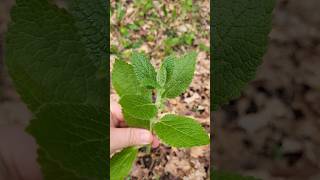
xmin=155 ymin=90 xmax=162 ymax=109
xmin=146 ymin=144 xmax=151 ymax=154
xmin=146 ymin=90 xmax=162 ymax=154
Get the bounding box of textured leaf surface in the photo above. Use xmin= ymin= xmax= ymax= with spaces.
xmin=37 ymin=149 xmax=87 ymax=180
xmin=123 ymin=110 xmax=149 ymax=129
xmin=119 ymin=95 xmax=157 ymax=120
xmin=161 ymin=56 xmax=175 ymax=84
xmin=212 ymin=0 xmax=275 ymax=110
xmin=5 ymin=0 xmax=108 ymax=179
xmin=157 ymin=64 xmax=167 ymax=87
xmin=131 ymin=52 xmax=158 ymax=88
xmin=110 ymin=147 xmax=138 ymax=180
xmin=112 ymin=60 xmax=151 ymax=98
xmin=68 ymin=0 xmax=108 ymax=67
xmin=5 ymin=0 xmax=107 ymax=112
xmin=163 ymin=52 xmax=196 ymax=98
xmin=154 ymin=114 xmax=209 ymax=147
xmin=28 ymin=104 xmax=108 ymax=180
xmin=211 ymin=171 xmax=260 ymax=180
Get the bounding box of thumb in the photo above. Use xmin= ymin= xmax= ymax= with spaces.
xmin=110 ymin=128 xmax=153 ymax=154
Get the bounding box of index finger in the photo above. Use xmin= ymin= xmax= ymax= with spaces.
xmin=110 ymin=101 xmax=124 ymax=126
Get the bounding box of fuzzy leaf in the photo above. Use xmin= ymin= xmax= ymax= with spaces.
xmin=163 ymin=52 xmax=196 ymax=98
xmin=37 ymin=149 xmax=88 ymax=180
xmin=161 ymin=55 xmax=175 ymax=83
xmin=154 ymin=114 xmax=209 ymax=147
xmin=156 ymin=65 xmax=167 ymax=87
xmin=157 ymin=56 xmax=175 ymax=88
xmin=68 ymin=0 xmax=108 ymax=67
xmin=112 ymin=60 xmax=151 ymax=98
xmin=5 ymin=0 xmax=107 ymax=112
xmin=131 ymin=52 xmax=158 ymax=88
xmin=5 ymin=0 xmax=108 ymax=179
xmin=119 ymin=95 xmax=157 ymax=120
xmin=110 ymin=147 xmax=138 ymax=180
xmin=212 ymin=0 xmax=275 ymax=110
xmin=123 ymin=110 xmax=149 ymax=129
xmin=27 ymin=103 xmax=108 ymax=179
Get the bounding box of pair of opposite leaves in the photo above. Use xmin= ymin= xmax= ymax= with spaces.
xmin=110 ymin=52 xmax=210 ymax=180
xmin=5 ymin=0 xmax=275 ymax=179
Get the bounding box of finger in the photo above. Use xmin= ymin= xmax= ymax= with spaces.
xmin=152 ymin=136 xmax=160 ymax=148
xmin=110 ymin=101 xmax=124 ymax=126
xmin=0 ymin=126 xmax=42 ymax=180
xmin=118 ymin=121 xmax=128 ymax=128
xmin=110 ymin=128 xmax=152 ymax=154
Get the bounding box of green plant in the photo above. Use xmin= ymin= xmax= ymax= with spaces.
xmin=211 ymin=0 xmax=276 ymax=179
xmin=110 ymin=52 xmax=210 ymax=179
xmin=5 ymin=0 xmax=107 ymax=179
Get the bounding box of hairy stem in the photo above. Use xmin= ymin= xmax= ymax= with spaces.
xmin=146 ymin=90 xmax=162 ymax=154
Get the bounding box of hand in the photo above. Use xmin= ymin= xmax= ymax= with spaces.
xmin=0 ymin=126 xmax=42 ymax=180
xmin=110 ymin=101 xmax=159 ymax=154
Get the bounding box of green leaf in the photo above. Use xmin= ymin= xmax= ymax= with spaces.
xmin=5 ymin=0 xmax=107 ymax=112
xmin=211 ymin=170 xmax=261 ymax=180
xmin=119 ymin=95 xmax=157 ymax=120
xmin=37 ymin=149 xmax=88 ymax=180
xmin=115 ymin=2 xmax=125 ymax=22
xmin=5 ymin=1 xmax=108 ymax=179
xmin=156 ymin=65 xmax=167 ymax=87
xmin=163 ymin=52 xmax=197 ymax=98
xmin=212 ymin=0 xmax=275 ymax=110
xmin=154 ymin=114 xmax=209 ymax=147
xmin=110 ymin=147 xmax=138 ymax=180
xmin=160 ymin=55 xmax=175 ymax=85
xmin=27 ymin=103 xmax=108 ymax=180
xmin=123 ymin=111 xmax=149 ymax=129
xmin=68 ymin=0 xmax=108 ymax=67
xmin=131 ymin=52 xmax=158 ymax=88
xmin=112 ymin=60 xmax=151 ymax=98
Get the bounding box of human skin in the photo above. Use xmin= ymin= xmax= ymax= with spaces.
xmin=110 ymin=101 xmax=159 ymax=154
xmin=0 ymin=125 xmax=42 ymax=180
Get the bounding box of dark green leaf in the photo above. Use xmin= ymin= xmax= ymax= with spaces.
xmin=68 ymin=0 xmax=108 ymax=67
xmin=28 ymin=104 xmax=108 ymax=180
xmin=5 ymin=0 xmax=107 ymax=112
xmin=212 ymin=0 xmax=275 ymax=110
xmin=5 ymin=1 xmax=108 ymax=179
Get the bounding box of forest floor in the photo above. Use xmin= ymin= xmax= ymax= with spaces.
xmin=110 ymin=0 xmax=210 ymax=179
xmin=213 ymin=0 xmax=320 ymax=180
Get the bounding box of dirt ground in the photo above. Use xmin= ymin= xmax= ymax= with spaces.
xmin=213 ymin=0 xmax=320 ymax=180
